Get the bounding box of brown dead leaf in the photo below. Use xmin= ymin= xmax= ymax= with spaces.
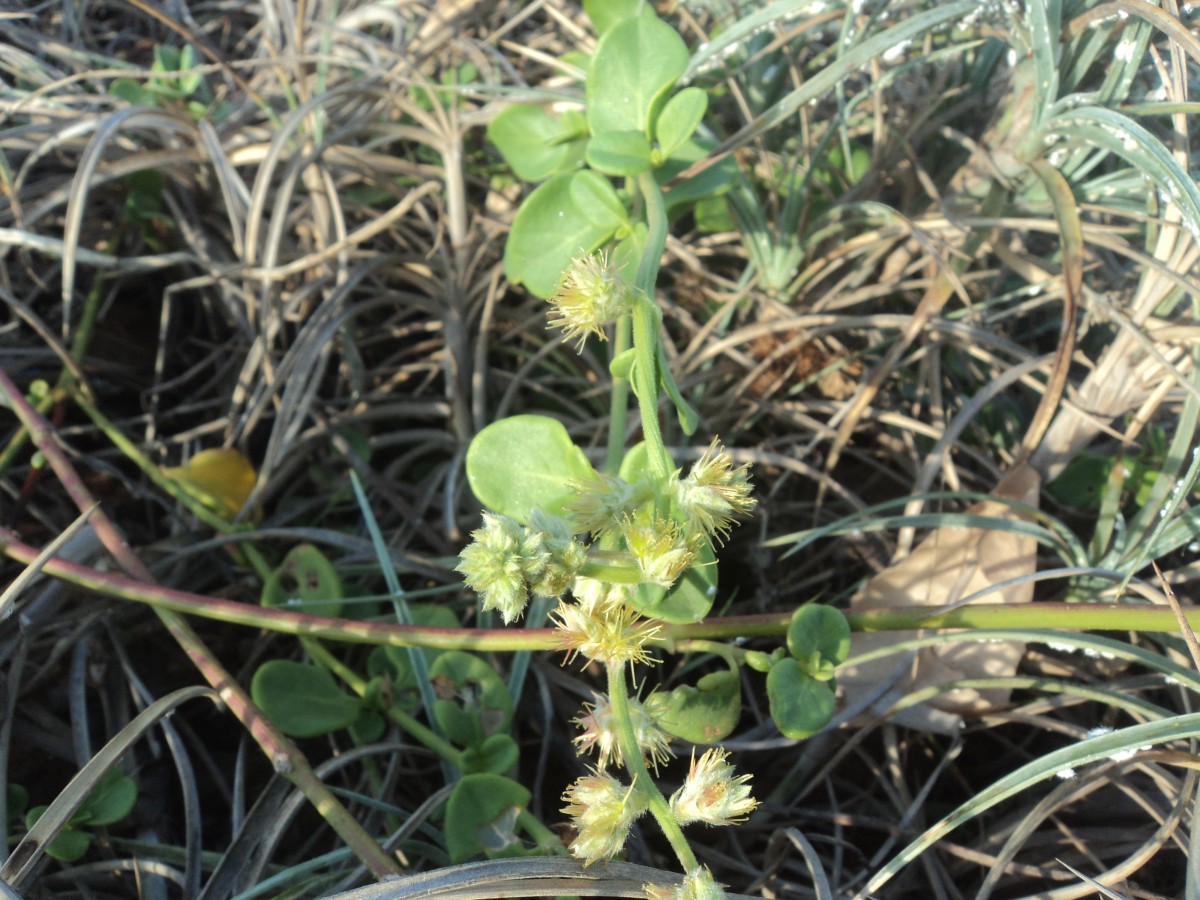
xmin=838 ymin=464 xmax=1040 ymax=733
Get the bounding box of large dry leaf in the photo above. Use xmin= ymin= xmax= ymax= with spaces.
xmin=838 ymin=464 xmax=1040 ymax=733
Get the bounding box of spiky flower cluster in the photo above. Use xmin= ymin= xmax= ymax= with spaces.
xmin=549 ymin=250 xmax=634 ymax=350
xmin=458 ymin=436 xmax=759 ymax=883
xmin=561 ymin=772 xmax=647 ymax=865
xmin=669 ymin=749 xmax=758 ymax=827
xmin=566 ymin=472 xmax=648 ymax=537
xmin=574 ymin=692 xmax=673 ymax=772
xmin=456 ymin=511 xmax=586 ymax=623
xmin=553 ymin=577 xmax=660 ymax=667
xmin=670 ymin=441 xmax=757 ymax=543
xmin=620 ymin=515 xmax=699 ymax=587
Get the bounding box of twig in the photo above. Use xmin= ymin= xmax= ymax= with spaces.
xmin=0 ymin=366 xmax=402 ymax=881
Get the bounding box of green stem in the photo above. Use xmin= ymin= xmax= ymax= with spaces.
xmin=303 ymin=638 xmax=464 ymax=766
xmin=6 ymin=531 xmax=1200 ymax=646
xmin=631 ymin=172 xmax=672 ymax=485
xmin=0 ymin=369 xmax=402 ymax=880
xmin=607 ymin=661 xmax=698 ymax=874
xmin=604 ymin=312 xmax=633 ymax=477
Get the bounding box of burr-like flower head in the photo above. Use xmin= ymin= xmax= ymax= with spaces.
xmin=573 ymin=692 xmax=673 ymax=771
xmin=669 ymin=748 xmax=758 ymax=827
xmin=549 ymin=250 xmax=633 ymax=351
xmin=671 ymin=440 xmax=756 ymax=542
xmin=561 ymin=772 xmax=647 ymax=865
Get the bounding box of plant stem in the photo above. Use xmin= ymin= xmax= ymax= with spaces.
xmin=6 ymin=530 xmax=1200 ymax=646
xmin=631 ymin=172 xmax=672 ymax=485
xmin=607 ymin=661 xmax=699 ymax=874
xmin=0 ymin=369 xmax=402 ymax=880
xmin=303 ymin=639 xmax=465 ymax=767
xmin=604 ymin=313 xmax=633 ymax=476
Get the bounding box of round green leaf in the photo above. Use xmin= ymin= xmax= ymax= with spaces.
xmin=78 ymin=769 xmax=137 ymax=826
xmin=787 ymin=605 xmax=852 ymax=671
xmin=585 ymin=130 xmax=653 ymax=176
xmin=445 ymin=774 xmax=531 ymax=863
xmin=261 ymin=544 xmax=344 ymax=618
xmin=647 ymin=667 xmax=741 ymax=743
xmin=462 ymin=733 xmax=520 ymax=775
xmin=466 ymin=415 xmax=594 ymax=523
xmin=583 ymin=0 xmax=656 ymax=35
xmin=768 ymin=658 xmax=836 ymax=740
xmin=504 ymin=171 xmax=625 ymax=298
xmin=430 ymin=651 xmax=513 ymax=748
xmin=487 ymin=104 xmax=583 ymax=182
xmin=655 ymin=87 xmax=707 ymax=159
xmin=569 ymin=169 xmax=630 ymax=228
xmin=46 ymin=828 xmax=91 ymax=862
xmin=587 ymin=15 xmax=689 ymax=138
xmin=251 ymin=660 xmax=361 ymax=738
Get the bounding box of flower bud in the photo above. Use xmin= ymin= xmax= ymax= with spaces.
xmin=669 ymin=748 xmax=758 ymax=827
xmin=620 ymin=515 xmax=698 ymax=587
xmin=553 ymin=595 xmax=659 ymax=667
xmin=456 ymin=512 xmax=531 ymax=623
xmin=566 ymin=472 xmax=647 ymax=537
xmin=574 ymin=692 xmax=673 ymax=771
xmin=524 ymin=510 xmax=587 ymax=598
xmin=561 ymin=772 xmax=647 ymax=865
xmin=671 ymin=440 xmax=756 ymax=542
xmin=549 ymin=251 xmax=633 ymax=350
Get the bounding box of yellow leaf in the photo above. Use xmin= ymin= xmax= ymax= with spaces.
xmin=164 ymin=448 xmax=257 ymax=519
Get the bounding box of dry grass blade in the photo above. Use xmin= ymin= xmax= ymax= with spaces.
xmin=322 ymin=858 xmax=758 ymax=900
xmin=0 ymin=685 xmax=217 ymax=888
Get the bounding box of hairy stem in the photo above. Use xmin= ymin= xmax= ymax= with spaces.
xmin=631 ymin=172 xmax=672 ymax=485
xmin=607 ymin=661 xmax=698 ymax=873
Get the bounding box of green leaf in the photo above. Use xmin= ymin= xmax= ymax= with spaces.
xmin=647 ymin=667 xmax=741 ymax=743
xmin=658 ymin=343 xmax=698 ymax=435
xmin=349 ymin=709 xmax=386 ymax=744
xmin=462 ymin=733 xmax=520 ymax=775
xmin=430 ymin=651 xmax=514 ymax=748
xmin=568 ymin=168 xmax=630 ymax=228
xmin=487 ymin=104 xmax=584 ymax=182
xmin=46 ymin=828 xmax=91 ymax=862
xmin=583 ymin=0 xmax=656 ymax=35
xmin=78 ymin=769 xmax=137 ymax=826
xmin=768 ymin=658 xmax=836 ymax=740
xmin=628 ymin=539 xmax=717 ymax=624
xmin=251 ymin=660 xmax=361 ymax=738
xmin=617 ymin=441 xmax=650 ymax=485
xmin=587 ymin=15 xmax=689 ymax=138
xmin=693 ymin=194 xmax=734 ymax=233
xmin=612 ymin=221 xmax=647 ymax=275
xmin=787 ymin=605 xmax=851 ymax=675
xmin=609 ymin=348 xmax=636 ymax=380
xmin=658 ymin=138 xmax=739 ymax=213
xmin=367 ymin=604 xmax=460 ymax=712
xmin=7 ymin=783 xmax=28 ymax=824
xmin=109 ymin=78 xmax=155 ymax=106
xmin=654 ymin=87 xmax=707 ymax=159
xmin=466 ymin=415 xmax=594 ymax=523
xmin=445 ymin=774 xmax=531 ymax=863
xmin=585 ymin=131 xmax=653 ymax=176
xmin=505 ymin=172 xmax=626 ymax=298
xmin=261 ymin=544 xmax=344 ymax=618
